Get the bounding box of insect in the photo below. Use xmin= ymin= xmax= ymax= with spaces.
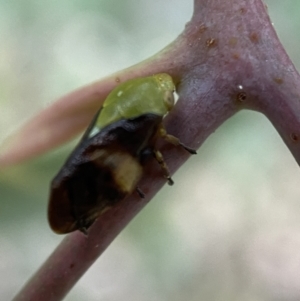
xmin=48 ymin=73 xmax=196 ymax=234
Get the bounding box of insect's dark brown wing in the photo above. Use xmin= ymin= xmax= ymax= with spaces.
xmin=48 ymin=150 xmax=129 ymax=234
xmin=48 ymin=114 xmax=163 ymax=234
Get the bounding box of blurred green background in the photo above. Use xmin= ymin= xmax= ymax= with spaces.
xmin=1 ymin=1 xmax=300 ymax=300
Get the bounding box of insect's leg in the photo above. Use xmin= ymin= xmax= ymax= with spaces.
xmin=153 ymin=149 xmax=174 ymax=186
xmin=158 ymin=126 xmax=197 ymax=154
xmin=79 ymin=227 xmax=88 ymax=236
xmin=76 ymin=219 xmax=89 ymax=236
xmin=136 ymin=187 xmax=145 ymax=199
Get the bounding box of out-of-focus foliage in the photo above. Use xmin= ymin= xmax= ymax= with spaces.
xmin=1 ymin=1 xmax=300 ymax=300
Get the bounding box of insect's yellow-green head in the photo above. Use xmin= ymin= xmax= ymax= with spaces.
xmin=89 ymin=73 xmax=175 ymax=137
